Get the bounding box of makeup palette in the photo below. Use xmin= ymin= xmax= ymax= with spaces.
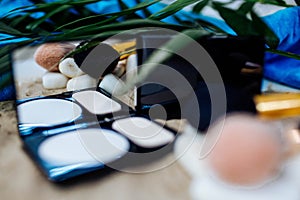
xmin=14 ymin=84 xmax=179 ymax=181
xmin=12 ymin=39 xmax=182 ymax=181
xmin=11 ymin=31 xmax=265 ymax=182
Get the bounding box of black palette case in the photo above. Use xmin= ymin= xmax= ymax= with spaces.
xmin=11 ymin=31 xmax=265 ymax=182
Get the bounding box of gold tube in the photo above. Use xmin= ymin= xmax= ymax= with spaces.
xmin=254 ymin=93 xmax=300 ymax=119
xmin=111 ymin=40 xmax=136 ymax=60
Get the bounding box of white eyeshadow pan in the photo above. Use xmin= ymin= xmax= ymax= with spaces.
xmin=112 ymin=117 xmax=175 ymax=148
xmin=38 ymin=128 xmax=130 ymax=166
xmin=17 ymin=99 xmax=82 ymax=126
xmin=72 ymin=90 xmax=121 ymax=115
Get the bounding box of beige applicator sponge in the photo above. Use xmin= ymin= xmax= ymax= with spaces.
xmin=34 ymin=42 xmax=76 ymax=72
xmin=207 ymin=114 xmax=283 ymax=186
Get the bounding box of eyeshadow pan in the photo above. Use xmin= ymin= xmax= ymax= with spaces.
xmin=112 ymin=117 xmax=175 ymax=148
xmin=72 ymin=90 xmax=121 ymax=115
xmin=38 ymin=128 xmax=130 ymax=166
xmin=17 ymin=99 xmax=82 ymax=126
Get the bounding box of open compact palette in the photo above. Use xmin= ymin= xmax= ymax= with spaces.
xmin=11 ymin=30 xmax=265 ymax=182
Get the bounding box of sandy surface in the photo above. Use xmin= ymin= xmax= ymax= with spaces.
xmin=16 ymin=80 xmax=66 ymax=99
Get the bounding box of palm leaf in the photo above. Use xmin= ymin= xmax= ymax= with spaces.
xmin=0 ymin=54 xmax=11 ymax=74
xmin=244 ymin=0 xmax=293 ymax=7
xmin=192 ymin=0 xmax=209 ymax=13
xmin=26 ymin=5 xmax=73 ymax=30
xmin=55 ymin=19 xmax=188 ymax=40
xmin=0 ymin=72 xmax=13 ymax=91
xmin=149 ymin=0 xmax=201 ymax=20
xmin=0 ymin=21 xmax=32 ymax=36
xmin=237 ymin=1 xmax=255 ymax=15
xmin=266 ymin=48 xmax=300 ymax=60
xmin=213 ymin=3 xmax=258 ymax=36
xmin=250 ymin=11 xmax=279 ymax=48
xmin=136 ymin=0 xmax=153 ymax=18
xmin=8 ymin=13 xmax=31 ymax=27
xmin=55 ymin=0 xmax=160 ymax=31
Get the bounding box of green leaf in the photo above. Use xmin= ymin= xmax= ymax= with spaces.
xmin=0 ymin=54 xmax=11 ymax=74
xmin=55 ymin=15 xmax=114 ymax=31
xmin=192 ymin=0 xmax=209 ymax=13
xmin=0 ymin=71 xmax=13 ymax=90
xmin=237 ymin=1 xmax=255 ymax=15
xmin=1 ymin=0 xmax=99 ymax=21
xmin=0 ymin=21 xmax=31 ymax=36
xmin=68 ymin=0 xmax=105 ymax=6
xmin=213 ymin=4 xmax=258 ymax=36
xmin=214 ymin=4 xmax=279 ymax=47
xmin=4 ymin=1 xmax=70 ymax=15
xmin=214 ymin=0 xmax=235 ymax=6
xmin=0 ymin=44 xmax=13 ymax=59
xmin=117 ymin=0 xmax=130 ymax=10
xmin=0 ymin=39 xmax=37 ymax=58
xmin=1 ymin=5 xmax=35 ymax=19
xmin=266 ymin=48 xmax=300 ymax=60
xmin=244 ymin=0 xmax=292 ymax=7
xmin=149 ymin=0 xmax=200 ymax=20
xmin=26 ymin=4 xmax=72 ymax=30
xmin=194 ymin=18 xmax=227 ymax=33
xmin=58 ymin=19 xmax=188 ymax=39
xmin=173 ymin=15 xmax=198 ymax=27
xmin=55 ymin=0 xmax=160 ymax=31
xmin=8 ymin=13 xmax=31 ymax=28
xmin=136 ymin=0 xmax=153 ymax=18
xmin=55 ymin=16 xmax=119 ymax=37
xmin=250 ymin=11 xmax=279 ymax=48
xmin=0 ymin=45 xmax=15 ymax=90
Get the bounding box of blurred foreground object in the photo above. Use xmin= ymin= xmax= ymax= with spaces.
xmin=206 ymin=114 xmax=283 ymax=186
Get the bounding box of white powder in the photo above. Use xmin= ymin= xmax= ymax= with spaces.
xmin=72 ymin=90 xmax=121 ymax=115
xmin=38 ymin=128 xmax=129 ymax=166
xmin=112 ymin=117 xmax=175 ymax=148
xmin=17 ymin=99 xmax=82 ymax=126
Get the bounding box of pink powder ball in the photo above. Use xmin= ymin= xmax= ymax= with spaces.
xmin=207 ymin=113 xmax=283 ymax=186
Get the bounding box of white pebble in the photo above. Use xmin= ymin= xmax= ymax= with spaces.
xmin=126 ymin=54 xmax=138 ymax=81
xmin=67 ymin=74 xmax=97 ymax=91
xmin=59 ymin=57 xmax=85 ymax=78
xmin=42 ymin=72 xmax=68 ymax=89
xmin=99 ymin=74 xmax=125 ymax=96
xmin=113 ymin=60 xmax=126 ymax=77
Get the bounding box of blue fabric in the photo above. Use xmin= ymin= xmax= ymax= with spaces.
xmin=1 ymin=1 xmax=300 ymax=101
xmin=0 ymin=0 xmax=33 ymax=17
xmin=263 ymin=7 xmax=300 ymax=89
xmin=85 ymin=0 xmax=120 ymax=14
xmin=0 ymin=83 xmax=15 ymax=101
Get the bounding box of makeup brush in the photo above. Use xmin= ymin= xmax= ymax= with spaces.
xmin=73 ymin=40 xmax=136 ymax=79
